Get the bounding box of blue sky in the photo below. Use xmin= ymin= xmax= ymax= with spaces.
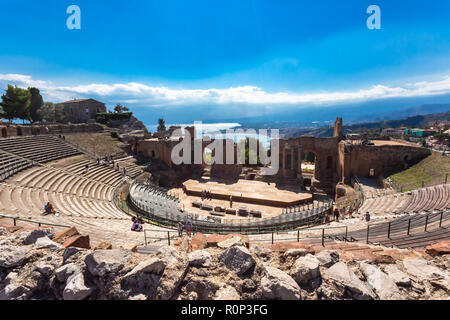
xmin=0 ymin=0 xmax=449 ymax=124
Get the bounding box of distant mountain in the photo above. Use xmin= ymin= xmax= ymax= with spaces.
xmin=283 ymin=110 xmax=450 ymax=138
xmin=351 ymin=104 xmax=450 ymax=123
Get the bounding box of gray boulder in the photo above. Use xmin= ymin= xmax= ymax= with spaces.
xmin=261 ymin=266 xmax=302 ymax=300
xmin=217 ymin=236 xmax=245 ymax=249
xmin=55 ymin=263 xmax=82 ymax=282
xmin=219 ymin=246 xmax=256 ymax=276
xmin=383 ymin=265 xmax=411 ymax=287
xmin=324 ymin=262 xmax=376 ymax=300
xmin=0 ymin=246 xmax=30 ymax=268
xmin=283 ymin=248 xmax=308 ymax=259
xmin=402 ymin=259 xmax=448 ymax=281
xmin=63 ymin=272 xmax=93 ymax=300
xmin=20 ymin=228 xmax=54 ymax=245
xmin=33 ymin=236 xmax=63 ymax=250
xmin=0 ymin=272 xmax=31 ymax=300
xmin=188 ymin=250 xmax=212 ymax=268
xmin=85 ymin=249 xmax=131 ymax=277
xmin=292 ymin=254 xmax=321 ymax=286
xmin=215 ymin=286 xmax=241 ymax=300
xmin=315 ymin=250 xmax=339 ymax=267
xmin=359 ymin=262 xmax=404 ymax=300
xmin=123 ymin=257 xmax=167 ymax=280
xmin=250 ymin=245 xmax=272 ymax=261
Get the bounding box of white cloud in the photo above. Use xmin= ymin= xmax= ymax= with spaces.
xmin=1 ymin=73 xmax=450 ymax=107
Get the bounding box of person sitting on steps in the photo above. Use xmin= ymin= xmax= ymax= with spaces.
xmin=44 ymin=202 xmax=55 ymax=215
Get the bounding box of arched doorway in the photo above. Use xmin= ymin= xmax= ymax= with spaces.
xmin=301 ymin=151 xmax=316 ymax=186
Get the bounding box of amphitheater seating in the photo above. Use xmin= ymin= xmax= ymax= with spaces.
xmin=0 ymin=135 xmax=81 ymax=163
xmin=0 ymin=150 xmax=33 ymax=181
xmin=358 ymin=184 xmax=450 ymax=216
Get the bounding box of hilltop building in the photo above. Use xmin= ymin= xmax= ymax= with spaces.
xmin=62 ymin=99 xmax=106 ymax=123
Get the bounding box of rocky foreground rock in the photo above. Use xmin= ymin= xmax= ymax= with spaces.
xmin=0 ymin=227 xmax=449 ymax=300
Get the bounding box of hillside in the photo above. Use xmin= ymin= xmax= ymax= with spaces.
xmin=283 ymin=111 xmax=450 ymax=138
xmin=389 ymin=151 xmax=450 ymax=192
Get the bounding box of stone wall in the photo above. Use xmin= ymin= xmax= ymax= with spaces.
xmin=0 ymin=123 xmax=104 ymax=139
xmin=340 ymin=143 xmax=431 ymax=182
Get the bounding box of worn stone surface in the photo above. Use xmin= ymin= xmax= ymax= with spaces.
xmin=402 ymin=259 xmax=448 ymax=281
xmin=120 ymin=242 xmax=138 ymax=252
xmin=219 ymin=246 xmax=256 ymax=276
xmin=85 ymin=249 xmax=131 ymax=277
xmin=0 ymin=246 xmax=30 ymax=268
xmin=292 ymin=254 xmax=320 ymax=287
xmin=323 ymin=262 xmax=376 ymax=300
xmin=283 ymin=248 xmax=308 ymax=259
xmin=188 ymin=250 xmax=212 ymax=268
xmin=215 ymin=286 xmax=241 ymax=300
xmin=425 ymin=241 xmax=450 ymax=257
xmin=21 ymin=228 xmax=54 ymax=245
xmin=94 ymin=242 xmax=113 ymax=250
xmin=63 ymin=235 xmax=90 ymax=249
xmin=217 ymin=236 xmax=246 ymax=249
xmin=261 ymin=266 xmax=301 ymax=300
xmin=34 ymin=236 xmax=63 ymax=250
xmin=383 ymin=265 xmax=411 ymax=287
xmin=315 ymin=250 xmax=339 ymax=267
xmin=63 ymin=272 xmax=93 ymax=300
xmin=250 ymin=245 xmax=272 ymax=261
xmin=359 ymin=262 xmax=404 ymax=300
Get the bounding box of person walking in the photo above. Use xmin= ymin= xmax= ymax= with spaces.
xmin=365 ymin=211 xmax=371 ymax=222
xmin=230 ymin=195 xmax=233 ymax=208
xmin=185 ymin=221 xmax=193 ymax=236
xmin=177 ymin=221 xmax=184 ymax=237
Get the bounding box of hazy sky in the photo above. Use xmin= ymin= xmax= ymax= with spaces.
xmin=0 ymin=0 xmax=449 ymax=123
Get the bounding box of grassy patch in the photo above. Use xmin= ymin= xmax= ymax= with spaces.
xmin=390 ymin=151 xmax=450 ymax=191
xmin=64 ymin=132 xmax=128 ymax=157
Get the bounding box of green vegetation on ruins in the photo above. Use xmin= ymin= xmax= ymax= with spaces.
xmin=390 ymin=151 xmax=450 ymax=192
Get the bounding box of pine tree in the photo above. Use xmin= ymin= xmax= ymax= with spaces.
xmin=157 ymin=118 xmax=166 ymax=132
xmin=0 ymin=85 xmax=31 ymax=123
xmin=28 ymin=87 xmax=44 ymax=123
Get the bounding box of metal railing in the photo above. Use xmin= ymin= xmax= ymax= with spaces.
xmin=0 ymin=214 xmax=71 ymax=229
xmin=358 ymin=210 xmax=449 ymax=245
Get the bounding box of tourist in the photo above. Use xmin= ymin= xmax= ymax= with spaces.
xmin=185 ymin=221 xmax=193 ymax=236
xmin=334 ymin=209 xmax=340 ymax=222
xmin=44 ymin=202 xmax=55 ymax=215
xmin=178 ymin=221 xmax=184 ymax=237
xmin=131 ymin=217 xmax=142 ymax=232
xmin=230 ymin=195 xmax=233 ymax=208
xmin=365 ymin=211 xmax=371 ymax=222
xmin=97 ymin=158 xmax=100 ymax=165
xmin=84 ymin=165 xmax=89 ymax=174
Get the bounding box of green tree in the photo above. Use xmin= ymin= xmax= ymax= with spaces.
xmin=37 ymin=102 xmax=66 ymax=123
xmin=114 ymin=104 xmax=124 ymax=113
xmin=157 ymin=118 xmax=166 ymax=132
xmin=113 ymin=104 xmax=130 ymax=113
xmin=0 ymin=85 xmax=31 ymax=123
xmin=28 ymin=87 xmax=44 ymax=123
